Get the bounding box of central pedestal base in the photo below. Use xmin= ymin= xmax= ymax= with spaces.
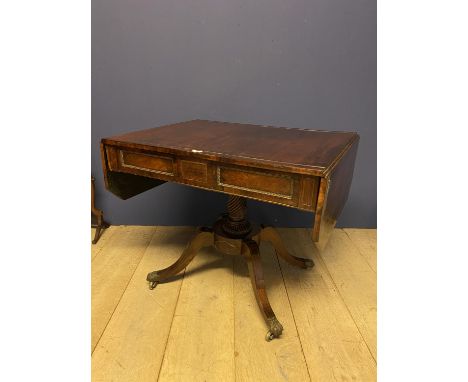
xmin=146 ymin=196 xmax=314 ymax=341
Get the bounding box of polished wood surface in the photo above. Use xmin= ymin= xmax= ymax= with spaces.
xmin=102 ymin=120 xmax=357 ymax=175
xmin=91 ymin=226 xmax=377 ymax=381
xmin=146 ymin=228 xmax=214 ymax=288
xmin=101 ymin=120 xmax=359 ymax=244
xmin=313 ymin=141 xmax=359 ymax=247
xmin=260 ymin=225 xmax=314 ymax=269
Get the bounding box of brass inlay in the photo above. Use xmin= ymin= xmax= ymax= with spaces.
xmin=119 ymin=150 xmax=174 ymax=176
xmin=299 ymin=177 xmax=319 ymax=208
xmin=217 ymin=167 xmax=293 ymax=200
xmin=180 ymin=160 xmax=208 ymax=182
xmin=176 ymin=179 xmax=303 ymax=210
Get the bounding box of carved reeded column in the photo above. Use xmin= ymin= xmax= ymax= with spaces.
xmin=221 ymin=195 xmax=252 ymax=236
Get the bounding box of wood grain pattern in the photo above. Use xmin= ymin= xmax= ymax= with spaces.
xmin=103 ymin=120 xmax=356 ymax=175
xmin=91 ymin=226 xmax=156 ymax=353
xmin=313 ymin=139 xmax=359 ymax=248
xmin=101 ymin=120 xmax=359 ymax=243
xmin=317 ymin=229 xmax=377 ymax=360
xmin=92 ymin=227 xmax=194 ymax=382
xmin=180 ymin=160 xmax=208 ymax=183
xmin=120 ymin=150 xmax=175 ymax=175
xmin=344 ymin=229 xmax=377 ymax=273
xmin=157 ymin=246 xmax=236 ymax=382
xmin=91 ymin=225 xmax=117 ymax=261
xmin=233 ymin=247 xmax=311 ymax=381
xmin=91 ymin=226 xmax=377 ymax=381
xmin=278 ymin=228 xmax=376 ymax=381
xmin=218 ymin=166 xmax=293 ymax=198
xmin=101 ymin=143 xmax=166 ymax=200
xmin=299 ymin=176 xmax=320 ymax=210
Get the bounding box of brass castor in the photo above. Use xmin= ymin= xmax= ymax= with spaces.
xmin=147 ymin=271 xmax=161 ymax=290
xmin=304 ymin=259 xmax=315 ymax=268
xmin=148 ymin=281 xmax=158 ymax=290
xmin=265 ymin=317 xmax=283 ymax=341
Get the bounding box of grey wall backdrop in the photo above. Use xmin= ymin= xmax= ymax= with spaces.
xmin=92 ymin=0 xmax=376 ymax=228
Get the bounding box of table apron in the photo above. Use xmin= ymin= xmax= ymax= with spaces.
xmin=105 ymin=145 xmax=320 ymax=211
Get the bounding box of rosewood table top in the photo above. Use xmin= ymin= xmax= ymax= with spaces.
xmin=103 ymin=119 xmax=357 ymax=176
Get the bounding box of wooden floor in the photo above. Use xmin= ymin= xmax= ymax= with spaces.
xmin=91 ymin=226 xmax=376 ymax=382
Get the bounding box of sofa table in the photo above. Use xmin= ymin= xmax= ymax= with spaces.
xmin=100 ymin=120 xmax=359 ymax=341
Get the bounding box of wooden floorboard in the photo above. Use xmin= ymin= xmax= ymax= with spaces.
xmin=233 ymin=243 xmax=311 ymax=382
xmin=344 ymin=228 xmax=377 ymax=273
xmin=278 ymin=228 xmax=376 ymax=382
xmin=92 ymin=227 xmax=195 ymax=382
xmin=317 ymin=229 xmax=377 ymax=360
xmin=91 ymin=226 xmax=377 ymax=382
xmin=91 ymin=226 xmax=156 ymax=353
xmin=91 ymin=225 xmax=117 ymax=261
xmin=157 ymin=245 xmax=236 ymax=382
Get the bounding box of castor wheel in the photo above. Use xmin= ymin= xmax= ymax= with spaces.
xmin=304 ymin=259 xmax=315 ymax=268
xmin=148 ymin=281 xmax=159 ymax=290
xmin=147 ymin=271 xmax=161 ymax=290
xmin=265 ymin=331 xmax=276 ymax=341
xmin=265 ymin=317 xmax=283 ymax=341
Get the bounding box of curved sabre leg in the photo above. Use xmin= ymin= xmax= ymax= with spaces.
xmin=92 ymin=222 xmax=102 ymax=245
xmin=241 ymin=239 xmax=284 ymax=341
xmin=260 ymin=226 xmax=314 ymax=269
xmin=146 ymin=227 xmax=214 ymax=289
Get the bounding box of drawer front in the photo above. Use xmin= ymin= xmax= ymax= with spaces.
xmin=104 ymin=145 xmax=319 ymax=210
xmin=216 ymin=165 xmax=299 ymax=206
xmin=179 ymin=160 xmax=208 ymax=183
xmin=119 ymin=150 xmax=175 ymax=176
xmin=298 ymin=176 xmax=320 ymax=211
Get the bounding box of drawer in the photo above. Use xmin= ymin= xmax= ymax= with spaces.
xmin=119 ymin=150 xmax=175 ymax=175
xmin=104 ymin=145 xmax=319 ymax=211
xmin=106 ymin=146 xmax=176 ymax=179
xmin=179 ymin=159 xmax=209 ymax=184
xmin=216 ymin=165 xmax=299 ymax=207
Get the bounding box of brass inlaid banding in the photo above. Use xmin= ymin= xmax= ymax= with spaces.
xmin=119 ymin=150 xmax=174 ymax=176
xmin=180 ymin=160 xmax=208 ymax=182
xmin=217 ymin=166 xmax=293 ymax=200
xmin=298 ymin=176 xmax=319 ymax=210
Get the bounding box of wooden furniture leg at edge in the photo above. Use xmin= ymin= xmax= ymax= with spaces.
xmin=146 ymin=227 xmax=214 ymax=289
xmin=242 ymin=239 xmax=284 ymax=341
xmin=92 ymin=176 xmax=110 ymax=245
xmin=260 ymin=225 xmax=314 ymax=269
